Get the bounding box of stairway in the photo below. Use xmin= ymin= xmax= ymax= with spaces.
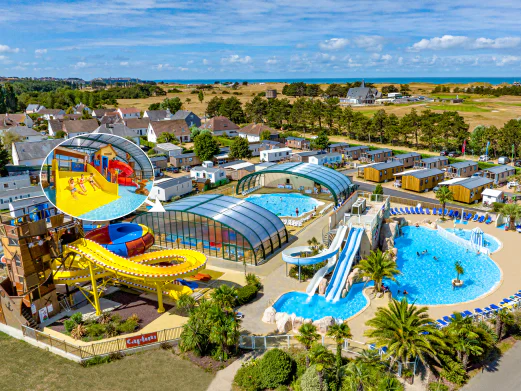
xmin=21 ymin=306 xmax=39 ymax=329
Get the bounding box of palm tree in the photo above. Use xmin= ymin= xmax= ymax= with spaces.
xmin=435 ymin=186 xmax=454 ymax=219
xmin=210 ymin=284 xmax=238 ymax=310
xmin=296 ymin=323 xmax=320 ymax=367
xmin=454 ymin=261 xmax=464 ymax=284
xmin=495 ymin=308 xmax=514 ymax=340
xmin=365 ymin=298 xmax=445 ymax=368
xmin=177 ymin=292 xmax=196 ymax=314
xmin=445 ymin=312 xmax=482 ymax=368
xmin=327 ymin=323 xmax=352 ymax=384
xmin=501 ymin=203 xmax=521 ymax=231
xmin=309 ymin=343 xmax=335 ymax=391
xmin=357 ymin=250 xmax=401 ymax=293
xmin=307 ymin=237 xmax=324 ymax=256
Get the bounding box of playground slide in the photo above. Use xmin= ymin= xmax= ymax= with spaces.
xmin=324 ymin=227 xmax=363 ymax=303
xmin=109 ymin=160 xmax=138 ymax=187
xmin=305 ymin=225 xmax=348 ymax=296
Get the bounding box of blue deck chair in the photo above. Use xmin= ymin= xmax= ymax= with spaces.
xmin=490 ymin=304 xmax=500 ymax=311
xmin=416 ymin=207 xmax=422 ymax=214
xmin=448 ymin=210 xmax=454 ymax=218
xmin=474 ymin=308 xmax=485 ymax=316
xmin=485 ymin=216 xmax=492 ymax=224
xmin=369 ymin=343 xmax=376 ymax=350
xmin=436 ymin=319 xmax=448 ymax=327
xmin=411 ymin=207 xmax=417 ymax=214
xmin=404 ymin=207 xmax=410 ymax=214
xmin=467 ymin=213 xmax=474 ymax=221
xmin=444 ymin=208 xmax=449 ymax=215
xmin=432 ymin=208 xmax=437 ymax=215
xmin=425 ymin=208 xmax=431 ymax=215
xmin=400 ymin=208 xmax=406 ymax=214
xmin=484 ymin=307 xmax=493 ymax=313
xmin=443 ymin=316 xmax=452 ymax=323
xmin=463 ymin=310 xmax=473 ymax=317
xmin=454 ymin=211 xmax=460 ymax=218
xmin=473 ymin=214 xmax=479 ymax=222
xmin=478 ymin=216 xmax=485 ymax=223
xmin=390 ymin=208 xmax=396 ymax=215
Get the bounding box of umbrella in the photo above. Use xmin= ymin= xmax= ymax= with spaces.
xmin=470 ymin=227 xmax=484 ymax=248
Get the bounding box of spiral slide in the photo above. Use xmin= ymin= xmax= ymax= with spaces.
xmin=109 ymin=160 xmax=138 ymax=187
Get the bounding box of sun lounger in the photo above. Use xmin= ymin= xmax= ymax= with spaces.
xmin=489 ymin=304 xmax=500 ymax=311
xmin=400 ymin=208 xmax=406 ymax=214
xmin=405 ymin=207 xmax=411 ymax=214
xmin=425 ymin=208 xmax=431 ymax=215
xmin=474 ymin=308 xmax=485 ymax=316
xmin=478 ymin=216 xmax=485 ymax=223
xmin=416 ymin=207 xmax=422 ymax=214
xmin=454 ymin=211 xmax=460 ymax=218
xmin=485 ymin=216 xmax=492 ymax=224
xmin=438 ymin=208 xmax=442 ymax=215
xmin=432 ymin=208 xmax=437 ymax=215
xmin=462 ymin=310 xmax=473 ymax=317
xmin=443 ymin=316 xmax=452 ymax=323
xmin=467 ymin=213 xmax=474 ymax=221
xmin=473 ymin=214 xmax=479 ymax=222
xmin=448 ymin=210 xmax=454 ymax=218
xmin=436 ymin=319 xmax=448 ymax=327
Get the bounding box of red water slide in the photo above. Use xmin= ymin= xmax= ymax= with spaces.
xmin=109 ymin=160 xmax=137 ymax=187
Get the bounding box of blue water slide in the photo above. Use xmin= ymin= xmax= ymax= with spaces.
xmin=324 ymin=227 xmax=363 ymax=303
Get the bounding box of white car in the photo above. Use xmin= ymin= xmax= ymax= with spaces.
xmin=507 ymin=181 xmax=519 ymax=189
xmin=478 ymin=155 xmax=490 ymax=162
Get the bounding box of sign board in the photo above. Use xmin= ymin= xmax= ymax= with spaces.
xmin=31 ymin=303 xmax=36 ymax=315
xmin=125 ymin=332 xmax=158 ymax=348
xmin=38 ymin=307 xmax=49 ymax=323
xmin=46 ymin=303 xmax=54 ymax=315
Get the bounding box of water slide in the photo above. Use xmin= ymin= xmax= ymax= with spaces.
xmin=324 ymin=227 xmax=363 ymax=303
xmin=109 ymin=160 xmax=138 ymax=187
xmin=53 ymin=238 xmax=206 ymax=299
xmin=305 ymin=225 xmax=349 ymax=296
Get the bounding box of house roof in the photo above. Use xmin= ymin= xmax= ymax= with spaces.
xmin=153 ymin=176 xmax=192 ymax=189
xmin=100 ymin=115 xmax=122 ymax=125
xmin=200 ymin=116 xmax=239 ymax=132
xmin=452 ymin=177 xmax=494 ymax=189
xmin=37 ymin=109 xmax=63 ymax=116
xmin=286 ymin=136 xmax=305 ymax=141
xmin=402 ymin=168 xmax=443 ymax=179
xmin=144 ymin=110 xmax=171 ymax=121
xmin=482 ymin=188 xmax=503 ymax=197
xmin=149 ymin=156 xmax=167 ymax=162
xmin=5 ymin=126 xmax=41 ymax=137
xmin=13 ymin=139 xmax=63 ymax=161
xmin=294 ymin=151 xmax=321 ymax=157
xmin=26 ymin=104 xmax=42 ymax=111
xmin=63 ymin=119 xmax=99 ymax=134
xmin=364 ymin=148 xmax=391 ymax=155
xmin=222 ymin=161 xmax=254 ymax=170
xmin=449 ymin=161 xmax=478 ymax=169
xmin=48 ymin=119 xmax=63 ymax=131
xmin=92 ymin=108 xmax=116 ymax=116
xmin=149 ymin=120 xmax=190 ymax=137
xmin=393 ymin=152 xmax=421 ymax=159
xmin=328 ymin=142 xmax=349 ymax=148
xmin=0 ymin=114 xmax=26 ymax=127
xmin=239 ymin=123 xmax=278 ymax=137
xmin=347 ymin=87 xmax=381 ymax=100
xmin=118 ymin=107 xmax=141 ymax=114
xmin=260 ymin=140 xmax=281 ymax=146
xmin=191 ymin=166 xmax=224 ymax=173
xmin=312 ymin=153 xmax=342 ymax=160
xmin=369 ymin=161 xmax=403 ymax=170
xmin=344 ymin=145 xmax=369 ymax=152
xmin=261 ymin=147 xmax=292 ymax=154
xmin=172 ymin=110 xmax=198 ymax=121
xmin=125 ymin=118 xmax=150 ymax=129
xmin=483 ymin=165 xmax=515 ymax=174
xmin=93 ymin=124 xmax=139 ymax=138
xmin=421 ymin=156 xmax=448 ymax=164
xmin=155 ymin=142 xmax=182 ymax=151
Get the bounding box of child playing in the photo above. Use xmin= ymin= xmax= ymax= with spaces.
xmin=78 ymin=174 xmax=88 ymax=192
xmin=68 ymin=178 xmax=86 ymax=199
xmin=87 ymin=173 xmax=101 ymax=191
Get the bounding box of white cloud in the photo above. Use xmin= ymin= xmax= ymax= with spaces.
xmin=494 ymin=55 xmax=521 ymax=66
xmin=397 ymin=57 xmax=403 ymax=65
xmin=221 ymin=54 xmax=252 ymax=65
xmin=347 ymin=58 xmax=361 ymax=68
xmin=354 ymin=36 xmax=384 ymax=52
xmin=35 ymin=49 xmax=47 ymax=57
xmin=381 ymin=54 xmax=392 ymax=62
xmin=0 ymin=44 xmax=20 ymax=53
xmin=202 ymin=58 xmax=209 ymax=65
xmin=319 ymin=38 xmax=349 ymax=51
xmin=73 ymin=61 xmax=87 ymax=69
xmin=186 ymin=60 xmax=194 ymax=65
xmin=120 ymin=61 xmax=129 ymax=66
xmin=295 ymin=43 xmax=307 ymax=49
xmin=178 ymin=67 xmax=189 ymax=71
xmin=266 ymin=57 xmax=278 ymax=65
xmin=154 ymin=63 xmax=173 ymax=71
xmin=410 ymin=35 xmax=521 ymax=51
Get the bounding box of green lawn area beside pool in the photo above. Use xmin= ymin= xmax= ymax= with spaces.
xmin=0 ymin=332 xmax=214 ymax=391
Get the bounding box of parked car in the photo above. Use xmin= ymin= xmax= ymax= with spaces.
xmin=478 ymin=155 xmax=490 ymax=162
xmin=439 ymin=150 xmax=449 ymax=156
xmin=471 ymin=173 xmax=482 ymax=178
xmin=448 ymin=151 xmax=461 ymax=157
xmin=433 ymin=186 xmax=440 ymax=192
xmin=166 ymin=167 xmax=179 ymax=173
xmin=514 ymin=160 xmax=521 ymax=167
xmin=507 ymin=181 xmax=520 ymax=189
xmin=183 ymin=166 xmax=192 ymax=172
xmin=498 ymin=156 xmax=511 ymax=165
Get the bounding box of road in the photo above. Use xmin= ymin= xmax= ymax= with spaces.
xmin=462 ymin=342 xmax=521 ymax=391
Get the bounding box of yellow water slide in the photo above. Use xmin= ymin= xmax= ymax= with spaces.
xmin=53 ymin=238 xmax=207 ymax=313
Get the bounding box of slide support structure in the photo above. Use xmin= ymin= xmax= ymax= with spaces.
xmin=156 ymin=283 xmax=165 ymax=313
xmin=88 ymin=261 xmax=102 ymax=316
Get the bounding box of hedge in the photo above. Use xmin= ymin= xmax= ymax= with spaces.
xmin=257 ymin=349 xmax=295 ymax=389
xmin=236 ymin=284 xmax=258 ymax=305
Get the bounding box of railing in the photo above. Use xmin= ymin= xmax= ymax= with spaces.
xmin=21 ymin=324 xmax=183 ymax=360
xmin=437 ymin=225 xmax=489 ymax=255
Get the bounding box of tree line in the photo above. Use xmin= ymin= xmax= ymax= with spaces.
xmin=432 ymin=84 xmax=521 ymax=97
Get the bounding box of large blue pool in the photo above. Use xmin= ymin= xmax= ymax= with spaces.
xmin=446 ymin=228 xmax=501 ymax=253
xmin=387 ymin=226 xmax=501 ymax=305
xmin=273 ymin=282 xmax=370 ymax=321
xmin=245 ymin=193 xmax=323 ymax=217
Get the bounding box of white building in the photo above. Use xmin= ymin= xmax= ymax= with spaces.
xmin=154 ymin=143 xmax=183 ymax=157
xmin=1 ymin=126 xmax=44 ymax=142
xmin=11 ymin=139 xmax=63 ymax=166
xmin=308 ymin=153 xmax=342 ymax=166
xmin=190 ymin=163 xmax=226 ymax=184
xmin=37 ymin=109 xmax=65 ymax=120
xmin=117 ymin=107 xmax=141 ymax=119
xmin=0 ymin=175 xmax=43 ymax=207
xmin=482 ymin=188 xmax=504 ymax=205
xmin=0 ymin=174 xmax=31 ymax=190
xmin=149 ymin=176 xmax=193 ymax=201
xmin=260 ymin=147 xmax=291 ymax=162
xmin=8 ymin=194 xmax=47 ymax=218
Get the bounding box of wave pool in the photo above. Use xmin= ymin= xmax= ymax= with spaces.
xmin=446 ymin=228 xmax=501 ymax=253
xmin=245 ymin=193 xmax=323 ymax=217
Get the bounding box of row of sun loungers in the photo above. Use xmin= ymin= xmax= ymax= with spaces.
xmin=435 ymin=292 xmax=521 ymax=328
xmin=390 ymin=207 xmax=493 ymax=224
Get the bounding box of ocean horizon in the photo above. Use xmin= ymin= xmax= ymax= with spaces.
xmin=156 ymin=77 xmax=521 ymax=86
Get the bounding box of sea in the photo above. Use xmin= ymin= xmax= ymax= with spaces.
xmin=156 ymin=77 xmax=521 ymax=85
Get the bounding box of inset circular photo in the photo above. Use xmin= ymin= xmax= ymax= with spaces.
xmin=40 ymin=134 xmax=155 ymax=221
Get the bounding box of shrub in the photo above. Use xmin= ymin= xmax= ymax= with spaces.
xmin=234 ymin=363 xmax=263 ymax=391
xmin=128 ymin=313 xmax=140 ymax=323
xmin=70 ymin=324 xmax=87 ymax=340
xmin=108 ymin=351 xmax=125 ymax=361
xmin=64 ymin=319 xmax=76 ymax=333
xmin=104 ymin=323 xmax=118 ymax=338
xmin=118 ymin=318 xmax=139 ymax=333
xmin=81 ymin=355 xmax=111 ymax=367
xmin=287 ymin=347 xmax=309 ymax=378
xmin=245 ymin=273 xmax=263 ymax=290
xmin=86 ymin=323 xmax=106 ymax=338
xmin=257 ymin=349 xmax=295 ymax=389
xmin=70 ymin=312 xmax=83 ymax=325
xmin=428 ymin=383 xmax=449 ymax=391
xmin=236 ymin=284 xmax=258 ymax=305
xmin=299 ymin=364 xmax=322 ymax=391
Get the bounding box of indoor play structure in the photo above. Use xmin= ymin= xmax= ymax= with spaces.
xmin=52 ymin=223 xmax=207 ymax=314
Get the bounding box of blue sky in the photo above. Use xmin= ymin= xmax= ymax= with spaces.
xmin=1 ymin=0 xmax=521 ymax=80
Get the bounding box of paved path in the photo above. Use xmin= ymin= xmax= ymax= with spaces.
xmin=206 ymin=351 xmax=262 ymax=391
xmin=462 ymin=342 xmax=521 ymax=391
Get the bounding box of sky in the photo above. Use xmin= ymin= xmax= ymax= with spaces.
xmin=1 ymin=0 xmax=521 ymax=80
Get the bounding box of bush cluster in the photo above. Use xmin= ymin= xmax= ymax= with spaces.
xmin=64 ymin=311 xmax=140 ymax=341
xmin=236 ymin=284 xmax=258 ymax=306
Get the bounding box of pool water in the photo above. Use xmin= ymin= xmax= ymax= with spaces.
xmin=79 ymin=183 xmax=152 ymax=220
xmin=245 ymin=193 xmax=323 ymax=217
xmin=273 ymin=282 xmax=370 ymax=321
xmin=446 ymin=228 xmax=501 ymax=253
xmin=387 ymin=226 xmax=501 ymax=305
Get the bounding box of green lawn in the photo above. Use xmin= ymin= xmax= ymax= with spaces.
xmin=0 ymin=332 xmax=214 ymax=391
xmin=425 ymin=104 xmax=491 ymax=112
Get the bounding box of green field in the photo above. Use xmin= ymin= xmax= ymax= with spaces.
xmin=0 ymin=332 xmax=214 ymax=391
xmin=425 ymin=104 xmax=491 ymax=112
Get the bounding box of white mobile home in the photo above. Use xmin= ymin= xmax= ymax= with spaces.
xmin=148 ymin=176 xmax=193 ymax=201
xmin=260 ymin=147 xmax=291 ymax=162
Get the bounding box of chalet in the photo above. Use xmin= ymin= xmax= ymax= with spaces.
xmin=291 ymin=151 xmax=322 ymax=163
xmin=154 ymin=143 xmax=183 ymax=157
xmin=1 ymin=126 xmax=43 ymax=142
xmin=200 ymin=116 xmax=239 ymax=137
xmin=147 ymin=119 xmax=191 ymax=143
xmin=343 ymin=145 xmax=369 ymax=160
xmin=125 ymin=118 xmax=150 ymax=136
xmin=172 ymin=110 xmax=201 ymax=128
xmin=92 ymin=108 xmax=117 ymax=118
xmin=415 ymin=156 xmax=449 ymax=170
xmin=260 ymin=147 xmax=291 ymax=162
xmin=480 ymin=165 xmax=516 ymax=184
xmin=190 ymin=164 xmax=227 ymax=184
xmin=361 ymin=161 xmax=404 ymax=183
xmin=340 ymin=81 xmax=381 ymax=105
xmin=221 ymin=161 xmax=255 ymax=181
xmin=62 ymin=119 xmax=99 ymax=138
xmin=448 ymin=177 xmax=494 ymax=204
xmin=308 ymin=153 xmax=342 ymax=166
xmin=360 ymin=148 xmax=392 ymax=163
xmin=285 ymin=137 xmax=311 ymax=150
xmin=11 ymin=139 xmax=62 ymax=166
xmin=391 ymin=152 xmax=421 ymax=168
xmin=117 ymin=107 xmax=141 ymax=119
xmin=400 ymin=169 xmax=444 ymax=192
xmin=47 ymin=119 xmax=63 ymax=137
xmin=0 ymin=113 xmax=34 ymax=129
xmin=149 ymin=176 xmax=192 ymax=201
xmin=237 ymin=123 xmax=278 ymax=142
xmin=149 ymin=155 xmax=168 ymax=176
xmin=37 ymin=109 xmax=65 ymax=120
xmin=327 ymin=142 xmax=349 ymax=154
xmin=143 ymin=110 xmax=172 ymax=121
xmin=446 ymin=161 xmax=479 ymax=178
xmin=170 ymin=152 xmax=201 ymax=168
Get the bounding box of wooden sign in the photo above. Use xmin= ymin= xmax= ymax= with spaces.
xmin=125 ymin=332 xmax=158 ymax=348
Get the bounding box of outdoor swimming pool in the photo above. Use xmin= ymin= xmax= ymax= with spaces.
xmin=387 ymin=226 xmax=501 ymax=305
xmin=446 ymin=228 xmax=501 ymax=253
xmin=245 ymin=193 xmax=323 ymax=217
xmin=273 ymin=282 xmax=369 ymax=321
